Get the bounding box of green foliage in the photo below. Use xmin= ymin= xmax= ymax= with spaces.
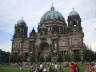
xmin=83 ymin=49 xmax=95 ymax=61
xmin=82 ymin=43 xmax=96 ymax=61
xmin=39 ymin=56 xmax=45 ymax=62
xmin=46 ymin=56 xmax=51 ymax=62
xmin=74 ymin=52 xmax=81 ymax=62
xmin=30 ymin=56 xmax=45 ymax=62
xmin=30 ymin=56 xmax=52 ymax=62
xmin=10 ymin=55 xmax=21 ymax=63
xmin=36 ymin=56 xmax=44 ymax=62
xmin=30 ymin=56 xmax=36 ymax=62
xmin=64 ymin=54 xmax=71 ymax=61
xmin=0 ymin=49 xmax=10 ymax=64
xmin=57 ymin=55 xmax=63 ymax=62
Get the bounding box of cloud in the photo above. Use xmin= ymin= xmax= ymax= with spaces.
xmin=0 ymin=41 xmax=11 ymax=52
xmin=0 ymin=27 xmax=14 ymax=33
xmin=90 ymin=42 xmax=96 ymax=51
xmin=82 ymin=18 xmax=96 ymax=43
xmin=81 ymin=18 xmax=96 ymax=51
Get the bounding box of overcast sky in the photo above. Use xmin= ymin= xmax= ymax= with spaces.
xmin=0 ymin=0 xmax=96 ymax=52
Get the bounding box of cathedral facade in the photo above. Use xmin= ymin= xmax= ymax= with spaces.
xmin=11 ymin=6 xmax=84 ymax=62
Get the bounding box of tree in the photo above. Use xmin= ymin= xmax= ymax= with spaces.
xmin=10 ymin=54 xmax=21 ymax=63
xmin=83 ymin=44 xmax=95 ymax=62
xmin=57 ymin=55 xmax=63 ymax=62
xmin=46 ymin=56 xmax=51 ymax=62
xmin=0 ymin=49 xmax=10 ymax=64
xmin=83 ymin=49 xmax=95 ymax=61
xmin=64 ymin=54 xmax=71 ymax=61
xmin=39 ymin=56 xmax=45 ymax=62
xmin=74 ymin=52 xmax=81 ymax=62
xmin=30 ymin=56 xmax=36 ymax=62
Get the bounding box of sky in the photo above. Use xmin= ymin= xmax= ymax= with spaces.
xmin=0 ymin=0 xmax=96 ymax=52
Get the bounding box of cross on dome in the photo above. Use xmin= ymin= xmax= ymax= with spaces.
xmin=50 ymin=2 xmax=55 ymax=11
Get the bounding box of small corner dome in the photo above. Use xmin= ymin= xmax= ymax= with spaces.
xmin=69 ymin=9 xmax=79 ymax=16
xmin=17 ymin=18 xmax=26 ymax=24
xmin=40 ymin=6 xmax=65 ymax=23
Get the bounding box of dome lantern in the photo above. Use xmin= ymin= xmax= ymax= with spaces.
xmin=50 ymin=2 xmax=55 ymax=11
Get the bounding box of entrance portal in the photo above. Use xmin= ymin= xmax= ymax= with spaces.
xmin=39 ymin=42 xmax=50 ymax=57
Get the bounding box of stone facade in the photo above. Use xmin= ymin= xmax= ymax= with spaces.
xmin=11 ymin=6 xmax=84 ymax=62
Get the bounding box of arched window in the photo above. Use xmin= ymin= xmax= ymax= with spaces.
xmin=73 ymin=21 xmax=77 ymax=27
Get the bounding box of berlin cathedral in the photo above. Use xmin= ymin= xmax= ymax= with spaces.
xmin=11 ymin=5 xmax=84 ymax=62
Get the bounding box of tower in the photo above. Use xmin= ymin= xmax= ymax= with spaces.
xmin=13 ymin=19 xmax=28 ymax=38
xmin=67 ymin=9 xmax=84 ymax=61
xmin=12 ymin=18 xmax=28 ymax=62
xmin=29 ymin=27 xmax=36 ymax=57
xmin=67 ymin=9 xmax=82 ymax=32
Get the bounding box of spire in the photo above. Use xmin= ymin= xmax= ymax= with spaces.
xmin=30 ymin=27 xmax=36 ymax=36
xmin=51 ymin=2 xmax=54 ymax=8
xmin=50 ymin=2 xmax=55 ymax=11
xmin=32 ymin=27 xmax=35 ymax=34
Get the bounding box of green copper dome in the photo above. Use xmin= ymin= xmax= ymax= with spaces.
xmin=40 ymin=7 xmax=65 ymax=23
xmin=69 ymin=9 xmax=79 ymax=16
xmin=16 ymin=18 xmax=27 ymax=27
xmin=17 ymin=18 xmax=26 ymax=24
